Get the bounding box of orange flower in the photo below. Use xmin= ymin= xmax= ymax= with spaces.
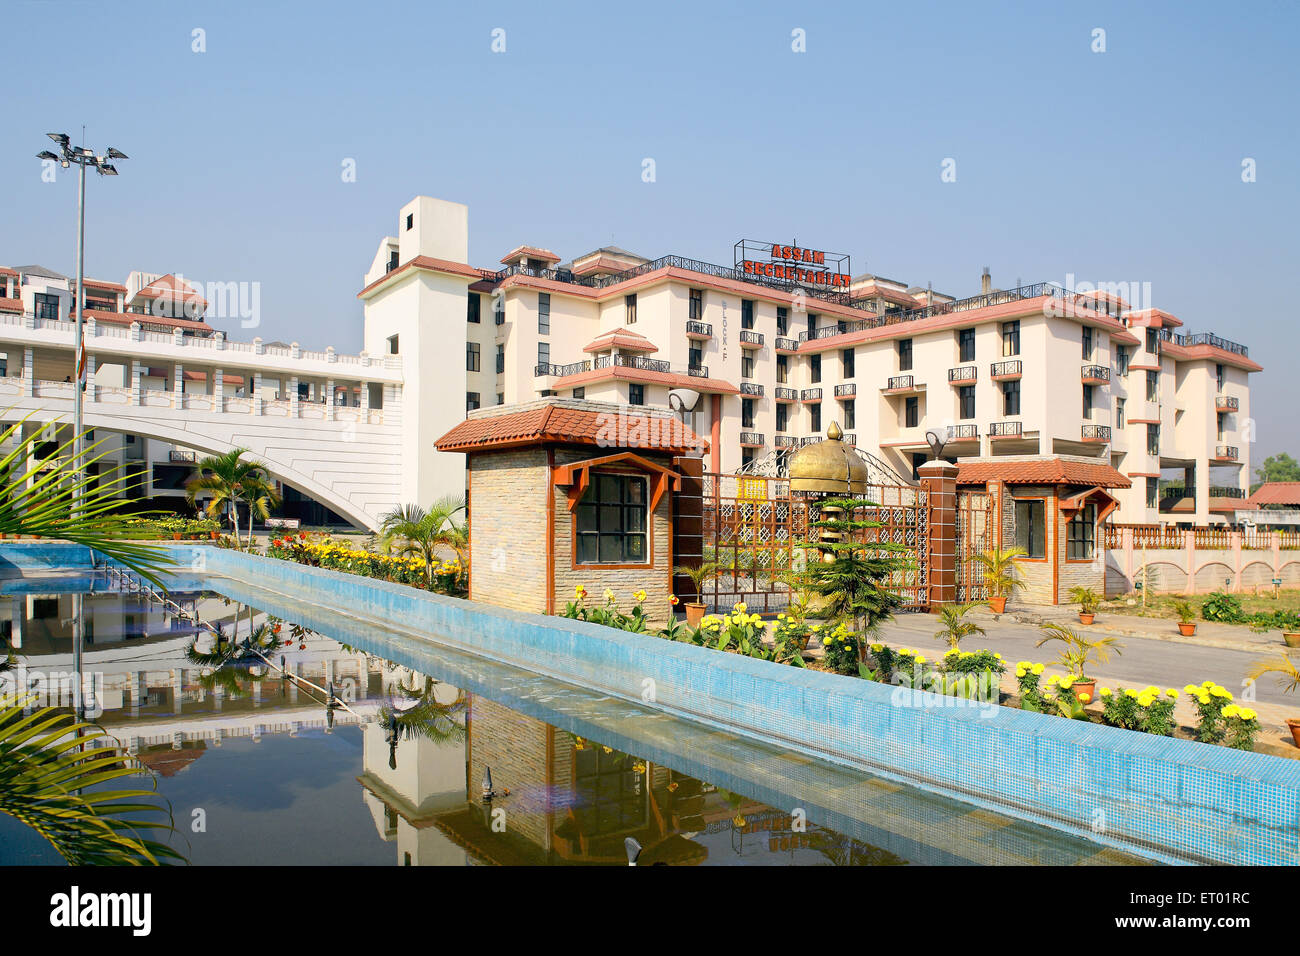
xmin=669 ymin=595 xmax=680 ymax=605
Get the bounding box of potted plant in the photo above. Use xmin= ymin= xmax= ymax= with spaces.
xmin=932 ymin=603 xmax=986 ymax=650
xmin=973 ymin=545 xmax=1026 ymax=614
xmin=1035 ymin=621 xmax=1122 ymax=704
xmin=1069 ymin=586 xmax=1099 ymax=625
xmin=672 ymin=561 xmax=719 ymax=628
xmin=1246 ymin=655 xmax=1300 ymax=748
xmin=1172 ymin=599 xmax=1198 ymax=636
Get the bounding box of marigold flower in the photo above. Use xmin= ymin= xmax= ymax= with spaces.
xmin=669 ymin=595 xmax=680 ymax=605
xmin=1100 ymin=687 xmax=1113 ymax=697
xmin=1078 ymin=692 xmax=1092 ymax=703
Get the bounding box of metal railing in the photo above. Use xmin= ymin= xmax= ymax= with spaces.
xmin=989 ymin=420 xmax=1023 ymax=437
xmin=1159 ymin=329 xmax=1250 ymax=358
xmin=886 ymin=375 xmax=915 ymax=391
xmin=951 ymin=423 xmax=978 ymax=439
xmin=834 ymin=383 xmax=856 ymax=397
xmin=774 ymin=386 xmax=798 ymax=401
xmin=1215 ymin=394 xmax=1239 ymax=410
xmin=739 ymin=382 xmax=763 ymax=396
xmin=1209 ymin=486 xmax=1245 ymax=499
xmin=775 ymin=337 xmax=800 ymax=351
xmin=948 ymin=365 xmax=977 ymax=383
xmin=1081 ymin=423 xmax=1111 ymax=442
xmin=990 ymin=360 xmax=1022 ymax=378
xmin=1215 ymin=445 xmax=1239 ymax=460
xmin=739 ymin=432 xmax=764 ymax=446
xmin=800 ymin=388 xmax=822 ymax=401
xmin=1081 ymin=364 xmax=1111 ymax=382
xmin=534 ymin=360 xmax=592 ymax=377
xmin=842 ymin=433 xmax=856 ymax=445
xmin=686 ymin=320 xmax=712 ymax=337
xmin=739 ymin=330 xmax=764 ymax=347
xmin=774 ymin=435 xmax=799 ymax=447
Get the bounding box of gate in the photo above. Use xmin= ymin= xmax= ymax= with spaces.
xmin=701 ymin=473 xmax=929 ymax=613
xmin=955 ymin=489 xmax=994 ymax=603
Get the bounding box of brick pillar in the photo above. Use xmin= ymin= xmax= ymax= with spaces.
xmin=709 ymin=395 xmax=721 ymax=473
xmin=919 ymin=460 xmax=958 ymax=607
xmin=671 ymin=455 xmax=705 ymax=605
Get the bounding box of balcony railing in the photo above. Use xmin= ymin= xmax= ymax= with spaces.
xmin=886 ymin=375 xmax=915 ymax=391
xmin=842 ymin=433 xmax=856 ymax=445
xmin=1209 ymin=486 xmax=1245 ymax=499
xmin=1159 ymin=329 xmax=1250 ymax=358
xmin=1081 ymin=424 xmax=1111 ymax=442
xmin=535 ymin=360 xmax=592 ymax=377
xmin=739 ymin=329 xmax=764 ymax=347
xmin=989 ymin=421 xmax=1023 ymax=438
xmin=168 ymin=450 xmax=197 ymax=463
xmin=739 ymin=432 xmax=764 ymax=447
xmin=800 ymin=388 xmax=822 ymax=402
xmin=1081 ymin=364 xmax=1111 ymax=383
xmin=1215 ymin=445 xmax=1240 ymax=461
xmin=774 ymin=386 xmax=797 ymax=402
xmin=990 ymin=360 xmax=1022 ymax=379
xmin=685 ymin=320 xmax=712 ymax=338
xmin=834 ymin=383 xmax=856 ymax=398
xmin=951 ymin=424 xmax=978 ymax=439
xmin=1215 ymin=394 xmax=1239 ymax=411
xmin=948 ymin=365 xmax=977 ymax=384
xmin=775 ymin=337 xmax=800 ymax=352
xmin=774 ymin=435 xmax=799 ymax=448
xmin=739 ymin=382 xmax=763 ymax=396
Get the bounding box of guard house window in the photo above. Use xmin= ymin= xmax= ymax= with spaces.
xmin=1082 ymin=383 xmax=1094 ymax=420
xmin=776 ymin=404 xmax=788 ymax=432
xmin=467 ymin=294 xmax=481 ymax=324
xmin=842 ymin=348 xmax=855 ymax=378
xmin=466 ymin=392 xmax=480 ymax=411
xmin=844 ymin=399 xmax=856 ymax=430
xmin=1001 ymin=320 xmax=1020 ymax=357
xmin=741 ymin=353 xmax=754 ymax=379
xmin=905 ymin=396 xmax=919 ymax=428
xmin=1146 ymin=370 xmax=1159 ymax=402
xmin=537 ymin=341 xmax=550 ymax=367
xmin=898 ymin=338 xmax=913 ymax=371
xmin=689 ymin=344 xmax=703 ymax=370
xmin=1146 ymin=477 xmax=1158 ymax=508
xmin=776 ymin=354 xmax=789 ymax=383
xmin=629 ymin=383 xmax=644 ymax=406
xmin=810 ymin=354 xmax=822 ymax=383
xmin=958 ymin=328 xmax=975 ymax=363
xmin=1116 ymin=396 xmax=1126 ymax=429
xmin=624 ymin=294 xmax=637 ymax=324
xmin=576 ymin=473 xmax=648 ymax=565
xmin=741 ymin=398 xmax=755 ymax=429
xmin=777 ymin=306 xmax=789 ymax=336
xmin=688 ymin=288 xmax=703 ymax=320
xmin=538 ymin=292 xmax=550 ymax=335
xmin=959 ymin=385 xmax=975 ymax=420
xmin=1082 ymin=326 xmax=1093 ymax=359
xmin=1003 ymin=379 xmax=1020 ymax=416
xmin=35 ymin=293 xmax=60 ymax=320
xmin=466 ymin=342 xmax=480 ymax=372
xmin=1014 ymin=499 xmax=1046 ymax=559
xmin=809 ymin=403 xmax=821 ymax=433
xmin=496 ymin=343 xmax=505 ymax=374
xmin=741 ymin=299 xmax=754 ymax=330
xmin=1067 ymin=503 xmax=1097 ymax=560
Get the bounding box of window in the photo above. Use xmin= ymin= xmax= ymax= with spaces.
xmin=494 ymin=300 xmax=504 ymax=326
xmin=741 ymin=299 xmax=754 ymax=329
xmin=1116 ymin=345 xmax=1129 ymax=377
xmin=1217 ymin=412 xmax=1226 ymax=441
xmin=905 ymin=396 xmax=919 ymax=428
xmin=575 ymin=473 xmax=648 ymax=565
xmin=776 ymin=306 xmax=788 ymax=336
xmin=1147 ymin=423 xmax=1160 ymax=456
xmin=387 ymin=250 xmax=399 ymax=272
xmin=466 ymin=392 xmax=480 ymax=411
xmin=1014 ymin=499 xmax=1046 ymax=559
xmin=1082 ymin=326 xmax=1093 ymax=359
xmin=1082 ymin=383 xmax=1094 ymax=420
xmin=741 ymin=353 xmax=754 ymax=379
xmin=497 ymin=392 xmax=505 ymax=405
xmin=741 ymin=398 xmax=755 ymax=429
xmin=538 ymin=292 xmax=550 ymax=335
xmin=624 ymin=293 xmax=637 ymax=324
xmin=1146 ymin=477 xmax=1158 ymax=508
xmin=810 ymin=354 xmax=821 ymax=384
xmin=629 ymin=383 xmax=644 ymax=405
xmin=742 ymin=448 xmax=754 ymax=468
xmin=1003 ymin=379 xmax=1020 ymax=416
xmin=466 ymin=341 xmax=480 ymax=372
xmin=573 ymin=387 xmax=585 ymax=399
xmin=807 ymin=313 xmax=817 ymax=335
xmin=1001 ymin=320 xmax=1020 ymax=357
xmin=898 ymin=338 xmax=913 ymax=371
xmin=1216 ymin=363 xmax=1225 ymax=392
xmin=1146 ymin=370 xmax=1159 ymax=402
xmin=688 ymin=288 xmax=703 ymax=320
xmin=537 ymin=341 xmax=549 ymax=367
xmin=1116 ymin=397 xmax=1126 ymax=429
xmin=386 ymin=334 xmax=399 ymax=355
xmin=467 ymin=294 xmax=481 ymax=323
xmin=776 ymin=404 xmax=788 ymax=432
xmin=809 ymin=403 xmax=821 ymax=432
xmin=1067 ymin=503 xmax=1097 ymax=560
xmin=776 ymin=354 xmax=789 ymax=383
xmin=959 ymin=384 xmax=975 ymax=420
xmin=844 ymin=399 xmax=855 ymax=430
xmin=958 ymin=328 xmax=975 ymax=363
xmin=1146 ymin=328 xmax=1159 ymax=354
xmin=689 ymin=344 xmax=703 ymax=370
xmin=496 ymin=343 xmax=505 ymax=374
xmin=405 ymin=213 xmax=413 ymax=230
xmin=842 ymin=347 xmax=855 ymax=378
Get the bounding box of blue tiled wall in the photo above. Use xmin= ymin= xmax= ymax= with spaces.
xmin=8 ymin=540 xmax=1300 ymax=865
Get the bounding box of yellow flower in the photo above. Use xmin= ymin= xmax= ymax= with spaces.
xmin=1222 ymin=704 xmax=1240 ymax=718
xmin=633 ymin=589 xmax=647 ymax=603
xmin=1239 ymin=708 xmax=1258 ymax=721
xmin=1015 ymin=667 xmax=1026 ymax=678
xmin=1100 ymin=687 xmax=1113 ymax=697
xmin=1183 ymin=684 xmax=1198 ymax=694
xmin=1031 ymin=663 xmax=1045 ymax=676
xmin=1078 ymin=692 xmax=1092 ymax=703
xmin=1166 ymin=688 xmax=1179 ymax=699
xmin=1124 ymin=688 xmax=1138 ymax=698
xmin=870 ymin=643 xmax=883 ymax=653
xmin=822 ymin=637 xmax=832 ymax=646
xmin=734 ymin=602 xmax=747 ymax=613
xmin=1197 ymin=694 xmax=1211 ymax=706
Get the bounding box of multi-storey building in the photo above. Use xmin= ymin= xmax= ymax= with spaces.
xmin=360 ymin=196 xmax=1259 ymax=525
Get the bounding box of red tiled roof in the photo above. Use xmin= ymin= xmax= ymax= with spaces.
xmin=132 ymin=273 xmax=207 ymax=311
xmin=582 ymin=328 xmax=658 ymax=353
xmin=0 ymin=267 xmax=17 ymax=277
xmin=500 ymin=244 xmax=560 ymax=264
xmin=435 ymin=402 xmax=708 ymax=454
xmin=0 ymin=297 xmax=21 ymax=313
xmin=955 ymin=457 xmax=1131 ymax=489
xmin=83 ymin=278 xmax=127 ymax=293
xmin=1245 ymin=482 xmax=1300 ymax=508
xmin=86 ymin=309 xmax=214 ymax=333
xmin=357 ymin=256 xmax=482 ymax=298
xmin=552 ymin=364 xmax=740 ymax=395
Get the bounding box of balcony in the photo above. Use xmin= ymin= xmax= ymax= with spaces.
xmin=739 ymin=432 xmax=764 ymax=448
xmin=739 ymin=329 xmax=764 ymax=348
xmin=800 ymin=387 xmax=822 ymax=403
xmin=1215 ymin=394 xmax=1239 ymax=412
xmin=775 ymin=337 xmax=800 ymax=353
xmin=592 ymin=353 xmax=708 ymax=378
xmin=834 ymin=383 xmax=856 ymax=398
xmin=1081 ymin=364 xmax=1111 ymax=384
xmin=799 ymin=436 xmax=821 ymax=447
xmin=169 ymin=450 xmax=197 ymax=463
xmin=884 ymin=375 xmax=919 ymax=393
xmin=774 ymin=386 xmax=798 ymax=402
xmin=950 ymin=424 xmax=979 ymax=440
xmin=989 ymin=421 xmax=1023 ymax=439
xmin=1215 ymin=445 xmax=1240 ymax=462
xmin=1209 ymin=486 xmax=1245 ymax=499
xmin=535 ymin=360 xmax=592 ymax=377
xmin=739 ymin=382 xmax=763 ymax=396
xmin=990 ymin=360 xmax=1022 ymax=381
xmin=685 ymin=321 xmax=712 ymax=340
xmin=948 ymin=365 xmax=977 ymax=385
xmin=1081 ymin=423 xmax=1111 ymax=442
xmin=774 ymin=435 xmax=799 ymax=448
xmin=842 ymin=433 xmax=856 ymax=446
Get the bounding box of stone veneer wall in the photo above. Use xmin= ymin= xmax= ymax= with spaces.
xmin=467 ymin=447 xmax=550 ymax=614
xmin=467 ymin=694 xmax=556 ymax=852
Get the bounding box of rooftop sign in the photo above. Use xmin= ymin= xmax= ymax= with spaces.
xmin=734 ymin=239 xmax=851 ymax=289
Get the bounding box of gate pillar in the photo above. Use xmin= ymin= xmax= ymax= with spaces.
xmin=919 ymin=460 xmax=959 ymax=607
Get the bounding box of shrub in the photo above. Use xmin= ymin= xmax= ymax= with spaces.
xmin=1184 ymin=680 xmax=1234 ymax=742
xmin=818 ymin=622 xmax=864 ymax=676
xmin=1099 ymin=687 xmax=1142 ymax=729
xmin=1200 ymin=591 xmax=1245 ymax=623
xmin=772 ymin=613 xmax=813 ymax=661
xmin=1222 ymin=704 xmax=1261 ymax=750
xmin=1014 ymin=660 xmax=1047 ymax=711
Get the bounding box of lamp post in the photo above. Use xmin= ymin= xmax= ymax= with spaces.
xmin=36 ymin=133 xmax=127 ymax=720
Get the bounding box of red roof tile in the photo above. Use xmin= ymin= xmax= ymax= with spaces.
xmin=435 ymin=401 xmax=707 ymax=454
xmin=1245 ymin=482 xmax=1300 ymax=508
xmin=500 ymin=244 xmax=561 ymax=264
xmin=955 ymin=457 xmax=1131 ymax=489
xmin=582 ymin=328 xmax=658 ymax=353
xmin=0 ymin=297 xmax=21 ymax=313
xmin=86 ymin=309 xmax=214 ymax=333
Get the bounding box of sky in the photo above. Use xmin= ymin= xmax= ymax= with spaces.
xmin=2 ymin=0 xmax=1297 ymax=463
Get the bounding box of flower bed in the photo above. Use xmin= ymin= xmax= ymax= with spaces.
xmin=261 ymin=532 xmax=464 ymax=595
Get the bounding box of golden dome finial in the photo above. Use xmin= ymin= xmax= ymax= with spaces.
xmin=826 ymin=421 xmax=843 ymax=441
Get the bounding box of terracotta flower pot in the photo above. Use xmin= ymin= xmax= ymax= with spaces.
xmin=1288 ymin=718 xmax=1300 ymax=748
xmin=988 ymin=596 xmax=1007 ymax=614
xmin=1078 ymin=612 xmax=1095 ymax=625
xmin=685 ymin=602 xmax=706 ymax=627
xmin=1178 ymin=621 xmax=1197 ymax=636
xmin=172 ymin=532 xmax=182 ymax=541
xmin=1283 ymin=632 xmax=1300 ymax=649
xmin=210 ymin=531 xmax=219 ymax=540
xmin=1071 ymin=680 xmax=1097 ymax=703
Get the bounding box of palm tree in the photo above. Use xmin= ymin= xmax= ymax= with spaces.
xmin=379 ymin=496 xmax=466 ymax=585
xmin=972 ymin=545 xmax=1027 ymax=608
xmin=1246 ymin=655 xmax=1300 ymax=695
xmin=933 ymin=603 xmax=986 ymax=649
xmin=185 ymin=447 xmax=280 ymax=549
xmin=672 ymin=561 xmax=720 ymax=605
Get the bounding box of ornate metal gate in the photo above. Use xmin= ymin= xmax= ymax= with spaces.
xmin=955 ymin=489 xmax=994 ymax=603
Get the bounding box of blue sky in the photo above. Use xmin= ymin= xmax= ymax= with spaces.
xmin=3 ymin=0 xmax=1297 ymax=461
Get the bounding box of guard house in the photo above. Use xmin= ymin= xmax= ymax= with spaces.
xmin=955 ymin=456 xmax=1131 ymax=605
xmin=434 ymin=397 xmax=707 ymax=621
